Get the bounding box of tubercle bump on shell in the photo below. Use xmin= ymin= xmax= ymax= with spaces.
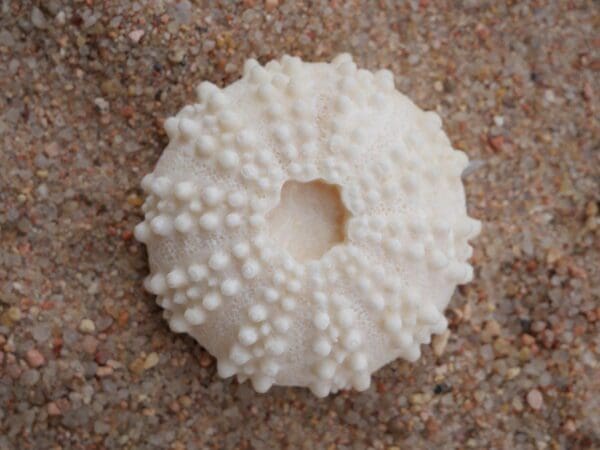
xmin=136 ymin=54 xmax=481 ymax=396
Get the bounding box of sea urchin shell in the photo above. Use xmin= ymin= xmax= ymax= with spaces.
xmin=135 ymin=54 xmax=481 ymax=396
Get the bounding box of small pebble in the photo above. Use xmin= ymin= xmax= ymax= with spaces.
xmin=95 ymin=349 xmax=110 ymax=365
xmin=143 ymin=352 xmax=159 ymax=370
xmin=527 ymin=389 xmax=543 ymax=410
xmin=432 ymin=330 xmax=450 ymax=357
xmin=488 ymin=135 xmax=505 ymax=153
xmin=129 ymin=29 xmax=145 ymax=43
xmin=493 ymin=338 xmax=511 ymax=356
xmin=31 ymin=6 xmax=47 ymax=29
xmin=82 ymin=335 xmax=98 ymax=354
xmin=482 ymin=320 xmax=501 ymax=342
xmin=409 ymin=392 xmax=430 ymax=405
xmin=79 ymin=319 xmax=96 ymax=334
xmin=512 ymin=397 xmax=524 ymax=412
xmin=94 ymin=420 xmax=110 ymax=435
xmin=563 ymin=419 xmax=576 ymax=434
xmin=21 ymin=369 xmax=40 ymax=386
xmin=505 ymin=367 xmax=521 ymax=380
xmin=47 ymin=402 xmax=61 ymax=416
xmin=96 ymin=366 xmax=114 ymax=377
xmin=408 ymin=54 xmax=420 ymax=65
xmin=25 ymin=348 xmax=45 ymax=368
xmin=94 ymin=97 xmax=110 ymax=113
xmin=55 ymin=10 xmax=66 ymax=26
xmin=7 ymin=307 xmax=22 ymax=322
xmin=168 ymin=48 xmax=186 ymax=63
xmin=32 ymin=323 xmax=52 ymax=342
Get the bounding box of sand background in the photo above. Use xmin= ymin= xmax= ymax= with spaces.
xmin=0 ymin=1 xmax=598 ymax=449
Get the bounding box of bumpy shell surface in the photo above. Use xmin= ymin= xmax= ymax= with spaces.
xmin=135 ymin=54 xmax=481 ymax=396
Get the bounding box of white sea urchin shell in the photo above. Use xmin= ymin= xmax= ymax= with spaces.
xmin=135 ymin=54 xmax=481 ymax=396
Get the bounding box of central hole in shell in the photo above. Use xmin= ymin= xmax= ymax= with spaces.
xmin=266 ymin=180 xmax=348 ymax=262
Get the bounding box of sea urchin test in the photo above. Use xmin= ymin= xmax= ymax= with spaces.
xmin=135 ymin=54 xmax=481 ymax=396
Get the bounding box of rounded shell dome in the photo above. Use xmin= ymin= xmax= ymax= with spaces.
xmin=135 ymin=54 xmax=481 ymax=396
